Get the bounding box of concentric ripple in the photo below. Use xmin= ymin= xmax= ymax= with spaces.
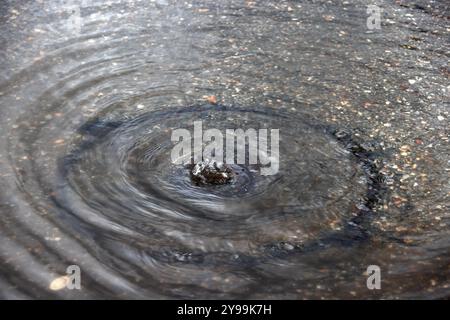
xmin=1 ymin=0 xmax=449 ymax=299
xmin=11 ymin=102 xmax=380 ymax=298
xmin=59 ymin=105 xmax=369 ymax=246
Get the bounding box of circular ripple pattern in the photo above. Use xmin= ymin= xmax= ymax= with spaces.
xmin=61 ymin=105 xmax=366 ymax=236
xmin=52 ymin=104 xmax=372 ymax=298
xmin=1 ymin=0 xmax=449 ymax=299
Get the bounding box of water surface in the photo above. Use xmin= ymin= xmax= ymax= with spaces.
xmin=0 ymin=0 xmax=449 ymax=299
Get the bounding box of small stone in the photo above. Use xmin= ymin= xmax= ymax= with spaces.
xmin=49 ymin=275 xmax=70 ymax=291
xmin=399 ymin=145 xmax=411 ymax=152
xmin=437 ymin=115 xmax=444 ymax=121
xmin=203 ymin=95 xmax=217 ymax=104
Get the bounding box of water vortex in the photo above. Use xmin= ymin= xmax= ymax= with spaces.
xmin=0 ymin=0 xmax=448 ymax=299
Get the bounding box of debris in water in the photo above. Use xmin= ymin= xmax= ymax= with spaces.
xmin=49 ymin=275 xmax=70 ymax=291
xmin=189 ymin=159 xmax=233 ymax=185
xmin=203 ymin=95 xmax=217 ymax=104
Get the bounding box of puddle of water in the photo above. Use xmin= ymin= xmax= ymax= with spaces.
xmin=0 ymin=0 xmax=448 ymax=299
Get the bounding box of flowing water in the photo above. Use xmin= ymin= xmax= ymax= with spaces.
xmin=0 ymin=0 xmax=449 ymax=299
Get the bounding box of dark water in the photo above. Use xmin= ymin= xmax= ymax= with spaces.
xmin=0 ymin=0 xmax=449 ymax=299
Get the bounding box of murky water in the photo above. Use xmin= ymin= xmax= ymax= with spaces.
xmin=0 ymin=0 xmax=449 ymax=299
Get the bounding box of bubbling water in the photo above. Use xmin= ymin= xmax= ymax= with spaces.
xmin=189 ymin=160 xmax=235 ymax=186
